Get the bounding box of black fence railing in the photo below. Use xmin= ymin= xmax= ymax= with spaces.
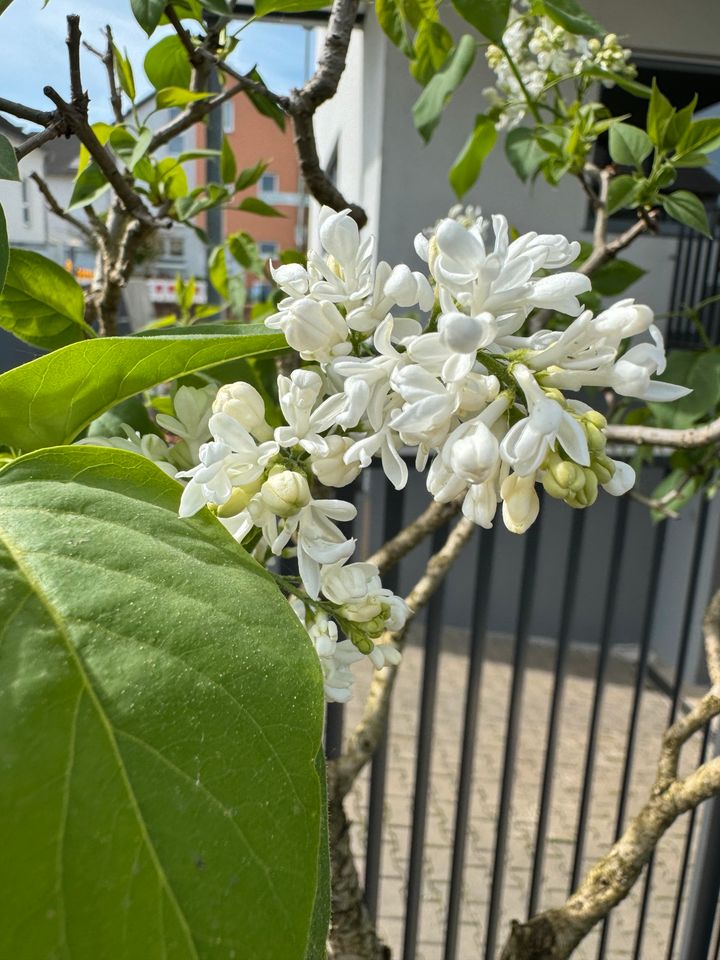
xmin=324 ymin=464 xmax=720 ymax=960
xmin=667 ymin=224 xmax=720 ymax=349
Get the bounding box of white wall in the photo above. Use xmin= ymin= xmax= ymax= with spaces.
xmin=0 ymin=132 xmax=48 ymax=252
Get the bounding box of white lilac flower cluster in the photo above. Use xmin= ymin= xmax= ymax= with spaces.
xmin=484 ymin=3 xmax=635 ymax=129
xmin=84 ymin=205 xmax=688 ymax=702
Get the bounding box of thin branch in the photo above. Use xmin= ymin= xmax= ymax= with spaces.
xmin=331 ymin=516 xmax=477 ymax=796
xmin=66 ymin=15 xmax=85 ymax=107
xmin=592 ymin=167 xmax=611 ymax=250
xmin=164 ymin=5 xmax=203 ymax=66
xmin=704 ymin=589 xmax=720 ymax=688
xmin=148 ymin=78 xmax=249 ymax=152
xmin=15 ymin=122 xmax=63 ymax=161
xmin=368 ymin=497 xmax=462 ymax=576
xmin=84 ymin=27 xmax=123 ymax=124
xmin=0 ymin=96 xmax=54 ymax=127
xmin=605 ymin=415 xmax=720 ymax=449
xmin=30 ymin=172 xmax=94 ymax=243
xmin=580 ymin=213 xmax=654 ymax=276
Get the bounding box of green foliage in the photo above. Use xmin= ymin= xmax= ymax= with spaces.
xmin=0 ymin=325 xmax=286 ymax=451
xmin=451 ymin=0 xmax=510 ymax=43
xmin=412 ymin=34 xmax=476 ymax=142
xmin=0 ymin=249 xmax=94 ymax=350
xmin=590 ymin=257 xmax=646 ymax=296
xmin=660 ymin=190 xmax=711 ymax=238
xmin=646 ymin=78 xmax=675 ymax=148
xmin=235 ymin=159 xmax=269 ymax=191
xmin=648 ymin=350 xmax=720 ymax=428
xmin=674 ymin=118 xmax=720 ymax=158
xmin=255 ymin=0 xmax=329 ymax=14
xmin=0 ymin=445 xmax=326 ymax=960
xmin=541 ymin=0 xmax=602 ymax=36
xmin=608 ymin=123 xmax=653 ymax=167
xmin=606 ymin=174 xmax=640 ymax=215
xmin=130 ymin=0 xmax=165 ymax=35
xmin=0 ymin=133 xmax=19 ymax=181
xmin=144 ymin=35 xmax=192 ymax=91
xmin=69 ymin=160 xmax=110 ymax=209
xmin=377 ymin=0 xmax=413 ymax=56
xmin=504 ymin=127 xmax=544 ymax=182
xmin=0 ymin=206 xmax=7 ymax=295
xmin=156 ymin=87 xmax=212 ymax=109
xmin=113 ymin=43 xmax=136 ymax=101
xmin=236 ymin=196 xmax=284 ymax=217
xmin=242 ymin=68 xmax=286 ymax=131
xmin=221 ymin=135 xmax=237 ymax=184
xmin=449 ymin=114 xmax=497 ymax=197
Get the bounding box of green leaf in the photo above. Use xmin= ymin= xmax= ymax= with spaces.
xmin=130 ymin=0 xmax=165 ymax=34
xmin=129 ymin=126 xmax=153 ymax=171
xmin=0 ymin=133 xmax=19 ymax=181
xmin=243 ymin=68 xmax=286 ymax=131
xmin=77 ymin=122 xmax=113 ymax=174
xmin=156 ymin=87 xmax=213 ymax=109
xmin=660 ymin=190 xmax=711 ymax=238
xmin=304 ymin=749 xmax=331 ymax=958
xmin=86 ymin=396 xmax=161 ymax=439
xmin=0 ymin=324 xmax=286 ymax=451
xmin=237 ymin=196 xmax=284 ymax=217
xmin=412 ymin=34 xmax=476 ymax=142
xmin=590 ymin=257 xmax=645 ymax=296
xmin=255 ymin=0 xmax=329 ymax=14
xmin=236 ymin=159 xmax=269 ymax=191
xmin=664 ymin=95 xmax=697 ymax=150
xmin=0 ymin=445 xmax=325 ymax=960
xmin=376 ymin=0 xmax=412 ymax=55
xmin=450 ymin=0 xmax=509 ymax=42
xmin=113 ymin=44 xmax=136 ymax=101
xmin=0 ymin=249 xmax=92 ymax=351
xmin=144 ymin=34 xmax=192 ymax=91
xmin=208 ymin=245 xmax=229 ymax=300
xmin=68 ymin=160 xmax=110 ymax=210
xmin=449 ymin=114 xmax=496 ymax=198
xmin=504 ymin=126 xmax=544 ymax=182
xmin=608 ymin=122 xmax=653 ymax=167
xmin=606 ymin=173 xmax=640 ymax=214
xmin=0 ymin=205 xmax=8 ymax=295
xmin=221 ymin=135 xmax=237 ymax=184
xmin=649 ymin=467 xmax=700 ymax=519
xmin=410 ymin=18 xmax=454 ymax=85
xmin=646 ymin=78 xmax=674 ymax=148
xmin=228 ymin=231 xmax=262 ymax=271
xmin=675 ymin=118 xmax=720 ymax=158
xmin=648 ymin=350 xmax=720 ymax=427
xmin=541 ymin=0 xmax=603 ymax=34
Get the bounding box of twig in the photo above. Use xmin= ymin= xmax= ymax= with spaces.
xmin=66 ymin=15 xmax=85 ymax=107
xmin=84 ymin=27 xmax=123 ymax=123
xmin=605 ymin=415 xmax=720 ymax=449
xmin=148 ymin=78 xmax=249 ymax=151
xmin=368 ymin=497 xmax=462 ymax=575
xmin=164 ymin=5 xmax=202 ymax=66
xmin=704 ymin=589 xmax=720 ymax=688
xmin=331 ymin=516 xmax=477 ymax=796
xmin=15 ymin=122 xmax=63 ymax=161
xmin=592 ymin=167 xmax=611 ymax=250
xmin=30 ymin=172 xmax=94 ymax=243
xmin=0 ymin=96 xmax=54 ymax=127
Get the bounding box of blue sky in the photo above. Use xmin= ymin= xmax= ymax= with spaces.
xmin=0 ymin=0 xmax=312 ymax=126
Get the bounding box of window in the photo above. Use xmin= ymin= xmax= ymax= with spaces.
xmin=259 ymin=173 xmax=279 ymax=195
xmin=168 ymin=236 xmax=185 ymax=258
xmin=259 ymin=241 xmax=279 ymax=259
xmin=21 ymin=178 xmax=30 ymax=227
xmin=223 ymin=100 xmax=235 ymax=133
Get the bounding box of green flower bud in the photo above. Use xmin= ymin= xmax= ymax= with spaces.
xmin=585 ymin=422 xmax=607 ymax=454
xmin=216 ymin=478 xmax=264 ymax=517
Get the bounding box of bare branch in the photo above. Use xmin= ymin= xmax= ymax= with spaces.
xmin=605 ymin=415 xmax=720 ymax=449
xmin=292 ymin=0 xmax=358 ymax=112
xmin=592 ymin=167 xmax=611 ymax=251
xmin=0 ymin=97 xmax=55 ymax=128
xmin=66 ymin=15 xmax=85 ymax=107
xmin=164 ymin=5 xmax=203 ymax=66
xmin=704 ymin=589 xmax=720 ymax=688
xmin=368 ymin=497 xmax=462 ymax=576
xmin=15 ymin=122 xmax=63 ymax=161
xmin=30 ymin=172 xmax=94 ymax=244
xmin=331 ymin=516 xmax=477 ymax=796
xmin=84 ymin=28 xmax=124 ymax=124
xmin=148 ymin=78 xmax=249 ymax=152
xmin=580 ymin=213 xmax=654 ymax=276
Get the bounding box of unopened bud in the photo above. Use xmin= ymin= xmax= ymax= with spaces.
xmin=213 ymin=381 xmax=273 ymax=441
xmin=261 ymin=470 xmax=311 ymax=517
xmin=216 ymin=478 xmax=263 ymax=517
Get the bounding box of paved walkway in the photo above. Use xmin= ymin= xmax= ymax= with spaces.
xmin=342 ymin=628 xmax=709 ymax=960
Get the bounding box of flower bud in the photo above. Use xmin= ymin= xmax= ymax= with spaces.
xmin=311 ymin=435 xmax=361 ymax=488
xmin=281 ymin=298 xmax=349 ymax=361
xmin=439 ymin=311 xmax=496 ymax=353
xmin=584 ymin=421 xmax=607 ymax=454
xmin=270 ymin=262 xmax=309 ymax=297
xmin=319 ymin=208 xmax=359 ymax=263
xmin=602 ymin=459 xmax=636 ymax=496
xmin=261 ymin=470 xmax=311 ymax=517
xmin=449 ymin=424 xmax=499 ymax=483
xmin=501 ymin=473 xmax=540 ymax=534
xmin=216 ymin=477 xmax=263 ymax=517
xmin=594 ymin=300 xmax=654 ymax=339
xmin=213 ymin=381 xmax=273 ymax=441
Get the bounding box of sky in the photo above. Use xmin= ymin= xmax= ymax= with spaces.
xmin=0 ymin=0 xmax=313 ymax=126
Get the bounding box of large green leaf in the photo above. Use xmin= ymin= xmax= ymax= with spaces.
xmin=0 ymin=445 xmax=325 ymax=960
xmin=145 ymin=35 xmax=192 ymax=91
xmin=0 ymin=324 xmax=287 ymax=452
xmin=449 ymin=114 xmax=497 ymax=197
xmin=541 ymin=0 xmax=602 ymax=36
xmin=660 ymin=190 xmax=711 ymax=238
xmin=412 ymin=34 xmax=476 ymax=142
xmin=451 ymin=0 xmax=509 ymax=42
xmin=255 ymin=0 xmax=329 ymax=14
xmin=504 ymin=127 xmax=545 ymax=182
xmin=608 ymin=123 xmax=653 ymax=167
xmin=0 ymin=205 xmax=8 ymax=294
xmin=0 ymin=249 xmax=92 ymax=350
xmin=0 ymin=132 xmax=19 ymax=181
xmin=648 ymin=350 xmax=720 ymax=427
xmin=376 ymin=0 xmax=412 ymax=55
xmin=131 ymin=0 xmax=165 ymax=34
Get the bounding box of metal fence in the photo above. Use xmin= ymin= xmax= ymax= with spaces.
xmin=323 ymin=465 xmax=720 ymax=960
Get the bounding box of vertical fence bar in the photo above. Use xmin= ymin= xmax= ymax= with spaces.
xmin=364 ymin=483 xmax=406 ymax=921
xmin=633 ymin=495 xmax=710 ymax=960
xmin=484 ymin=511 xmax=543 ymax=960
xmin=402 ymin=524 xmax=452 ymax=960
xmin=528 ymin=508 xmax=586 ymax=917
xmin=443 ymin=525 xmax=497 ymax=960
xmin=569 ymin=496 xmax=629 ymax=893
xmin=665 ymin=725 xmax=712 ymax=960
xmin=597 ymin=516 xmax=668 ymax=957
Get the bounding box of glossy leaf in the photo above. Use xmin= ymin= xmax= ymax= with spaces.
xmin=675 ymin=118 xmax=720 ymax=158
xmin=449 ymin=114 xmax=497 ymax=198
xmin=504 ymin=126 xmax=545 ymax=182
xmin=608 ymin=123 xmax=653 ymax=167
xmin=236 ymin=159 xmax=269 ymax=191
xmin=0 ymin=445 xmax=325 ymax=960
xmin=255 ymin=0 xmax=329 ymax=14
xmin=0 ymin=249 xmax=92 ymax=351
xmin=237 ymin=196 xmax=284 ymax=217
xmin=131 ymin=0 xmax=165 ymax=35
xmin=0 ymin=133 xmax=19 ymax=181
xmin=156 ymin=87 xmax=213 ymax=109
xmin=660 ymin=190 xmax=711 ymax=238
xmin=606 ymin=173 xmax=640 ymax=214
xmin=377 ymin=0 xmax=412 ymax=55
xmin=542 ymin=0 xmax=602 ymax=35
xmin=0 ymin=324 xmax=287 ymax=451
xmin=242 ymin=68 xmax=286 ymax=131
xmin=221 ymin=135 xmax=237 ymax=184
xmin=68 ymin=160 xmax=110 ymax=210
xmin=412 ymin=34 xmax=476 ymax=142
xmin=113 ymin=43 xmax=136 ymax=101
xmin=410 ymin=18 xmax=453 ymax=85
xmin=144 ymin=35 xmax=192 ymax=91
xmin=451 ymin=0 xmax=509 ymax=42
xmin=646 ymin=78 xmax=674 ymax=148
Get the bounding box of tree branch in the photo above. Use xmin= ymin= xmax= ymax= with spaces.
xmin=84 ymin=27 xmax=124 ymax=124
xmin=15 ymin=122 xmax=64 ymax=161
xmin=292 ymin=0 xmax=358 ymax=112
xmin=66 ymin=15 xmax=85 ymax=107
xmin=368 ymin=497 xmax=462 ymax=576
xmin=0 ymin=97 xmax=54 ymax=127
xmin=499 ymin=588 xmax=720 ymax=960
xmin=30 ymin=172 xmax=94 ymax=244
xmin=331 ymin=516 xmax=477 ymax=797
xmin=605 ymin=415 xmax=720 ymax=449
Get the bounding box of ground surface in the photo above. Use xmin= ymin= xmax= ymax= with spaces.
xmin=342 ymin=628 xmax=710 ymax=960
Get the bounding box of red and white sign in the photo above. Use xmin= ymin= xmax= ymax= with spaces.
xmin=147 ymin=278 xmax=208 ymax=304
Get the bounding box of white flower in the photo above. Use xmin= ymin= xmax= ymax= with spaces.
xmin=500 ymin=365 xmax=589 ymax=475
xmin=177 ymin=412 xmax=278 ymax=517
xmin=265 ymin=297 xmax=351 ymax=362
xmin=501 ymin=472 xmax=540 ymax=534
xmin=321 ymin=561 xmax=409 ymax=632
xmin=603 ymin=459 xmax=636 ymax=496
xmin=275 ymin=369 xmax=347 ymax=455
xmin=213 ymin=381 xmax=273 ymax=441
xmin=592 ymin=299 xmax=654 ymax=341
xmin=344 ymin=419 xmax=408 ymax=491
xmin=320 ymin=639 xmax=365 ymax=702
xmin=310 ymin=435 xmax=361 ymax=488
xmin=448 ymin=422 xmax=500 ymax=484
xmin=261 ymin=470 xmax=312 ymax=518
xmin=610 ymin=326 xmax=691 ymax=401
